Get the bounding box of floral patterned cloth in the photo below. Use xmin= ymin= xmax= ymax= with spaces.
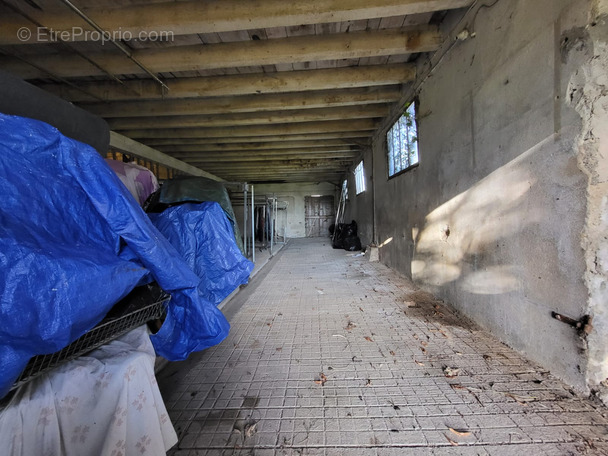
xmin=0 ymin=326 xmax=177 ymax=456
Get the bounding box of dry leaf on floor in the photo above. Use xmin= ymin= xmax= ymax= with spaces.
xmin=365 ymin=378 xmax=372 ymax=387
xmin=420 ymin=341 xmax=428 ymax=347
xmin=414 ymin=359 xmax=425 ymax=366
xmin=345 ymin=321 xmax=356 ymax=330
xmin=276 ymin=347 xmax=282 ymax=351
xmin=443 ymin=367 xmax=460 ymax=378
xmin=448 ymin=427 xmax=471 ymax=437
xmin=244 ymin=422 xmax=257 ymax=438
xmin=504 ymin=392 xmax=535 ymax=405
xmin=450 ymin=384 xmax=466 ymax=390
xmin=445 ymin=435 xmax=459 ymax=446
xmin=390 ymin=350 xmax=396 ymax=356
xmin=314 ymin=373 xmax=328 ymax=386
xmin=364 ymin=336 xmax=374 ymax=342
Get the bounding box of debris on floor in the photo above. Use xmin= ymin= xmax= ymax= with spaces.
xmin=443 ymin=366 xmax=460 ymax=378
xmin=159 ymin=238 xmax=608 ymax=455
xmin=314 ymin=373 xmax=328 ymax=386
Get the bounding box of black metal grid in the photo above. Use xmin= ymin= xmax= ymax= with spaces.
xmin=10 ymin=288 xmax=169 ymax=392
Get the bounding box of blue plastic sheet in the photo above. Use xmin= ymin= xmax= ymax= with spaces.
xmin=0 ymin=113 xmax=230 ymax=398
xmin=153 ymin=176 xmax=245 ymax=255
xmin=149 ymin=202 xmax=253 ymax=306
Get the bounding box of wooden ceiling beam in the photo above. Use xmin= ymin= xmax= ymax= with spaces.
xmin=141 ymin=134 xmax=370 ymax=146
xmin=203 ymin=171 xmax=347 ymax=181
xmin=169 ymin=148 xmax=357 ymax=158
xmin=182 ymin=151 xmax=357 ymax=158
xmin=224 ymin=169 xmax=345 ymax=176
xmin=39 ymin=65 xmax=415 ymax=102
xmin=157 ymin=142 xmax=359 ymax=153
xmin=108 ymin=131 xmax=222 ymax=180
xmin=226 ymin=167 xmax=344 ymax=173
xmin=190 ymin=162 xmax=350 ymax=176
xmin=143 ymin=138 xmax=360 ymax=147
xmin=189 ymin=158 xmax=352 ymax=168
xmin=1 ymin=27 xmax=440 ymax=79
xmin=119 ymin=119 xmax=378 ymax=139
xmin=106 ymin=104 xmax=387 ymax=130
xmin=225 ymin=175 xmax=344 ymax=184
xmin=0 ymin=0 xmax=471 ymax=45
xmin=80 ymin=86 xmax=401 ymax=118
xmin=223 ymin=170 xmax=344 ymax=177
xmin=177 ymin=153 xmax=359 ymax=162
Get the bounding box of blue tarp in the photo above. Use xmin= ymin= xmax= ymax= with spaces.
xmin=151 ymin=176 xmax=245 ymax=255
xmin=0 ymin=113 xmax=230 ymax=398
xmin=149 ymin=202 xmax=253 ymax=306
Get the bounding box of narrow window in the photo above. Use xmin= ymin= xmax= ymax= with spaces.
xmin=387 ymin=101 xmax=419 ymax=177
xmin=355 ymin=161 xmax=366 ymax=195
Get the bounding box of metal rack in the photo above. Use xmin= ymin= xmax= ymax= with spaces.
xmin=228 ymin=187 xmax=288 ymax=259
xmin=265 ymin=196 xmax=288 ymax=255
xmin=10 ymin=285 xmax=170 ymax=393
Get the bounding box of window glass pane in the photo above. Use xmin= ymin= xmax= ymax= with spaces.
xmin=399 ymin=115 xmax=408 ymax=169
xmin=387 ymin=101 xmax=419 ymax=177
xmin=355 ymin=161 xmax=365 ymax=194
xmin=394 ymin=123 xmax=402 ymax=171
xmin=387 ymin=132 xmax=394 ymax=176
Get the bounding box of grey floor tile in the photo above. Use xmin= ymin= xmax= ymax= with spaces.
xmin=159 ymin=238 xmax=608 ymax=455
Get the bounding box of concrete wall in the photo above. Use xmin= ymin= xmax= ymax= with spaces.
xmin=351 ymin=0 xmax=608 ymax=393
xmin=570 ymin=0 xmax=608 ymax=401
xmin=343 ymin=153 xmax=375 ymax=247
xmin=0 ymin=70 xmax=109 ymax=155
xmin=232 ymin=182 xmax=338 ymax=240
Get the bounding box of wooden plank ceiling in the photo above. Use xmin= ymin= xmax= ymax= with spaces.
xmin=0 ymin=0 xmax=472 ymax=184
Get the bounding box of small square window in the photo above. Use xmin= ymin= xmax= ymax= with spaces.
xmin=355 ymin=161 xmax=366 ymax=195
xmin=387 ymin=101 xmax=419 ymax=177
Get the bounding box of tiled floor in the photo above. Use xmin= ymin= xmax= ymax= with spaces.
xmin=158 ymin=238 xmax=608 ymax=455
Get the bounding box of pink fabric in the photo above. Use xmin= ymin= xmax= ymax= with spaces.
xmin=106 ymin=160 xmax=159 ymax=206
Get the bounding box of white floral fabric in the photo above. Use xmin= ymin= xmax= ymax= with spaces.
xmin=0 ymin=326 xmax=177 ymax=456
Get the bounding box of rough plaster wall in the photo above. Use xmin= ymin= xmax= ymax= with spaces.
xmin=232 ymin=182 xmax=337 ymax=239
xmin=567 ymin=1 xmax=608 ymax=399
xmin=365 ymin=0 xmax=596 ymax=391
